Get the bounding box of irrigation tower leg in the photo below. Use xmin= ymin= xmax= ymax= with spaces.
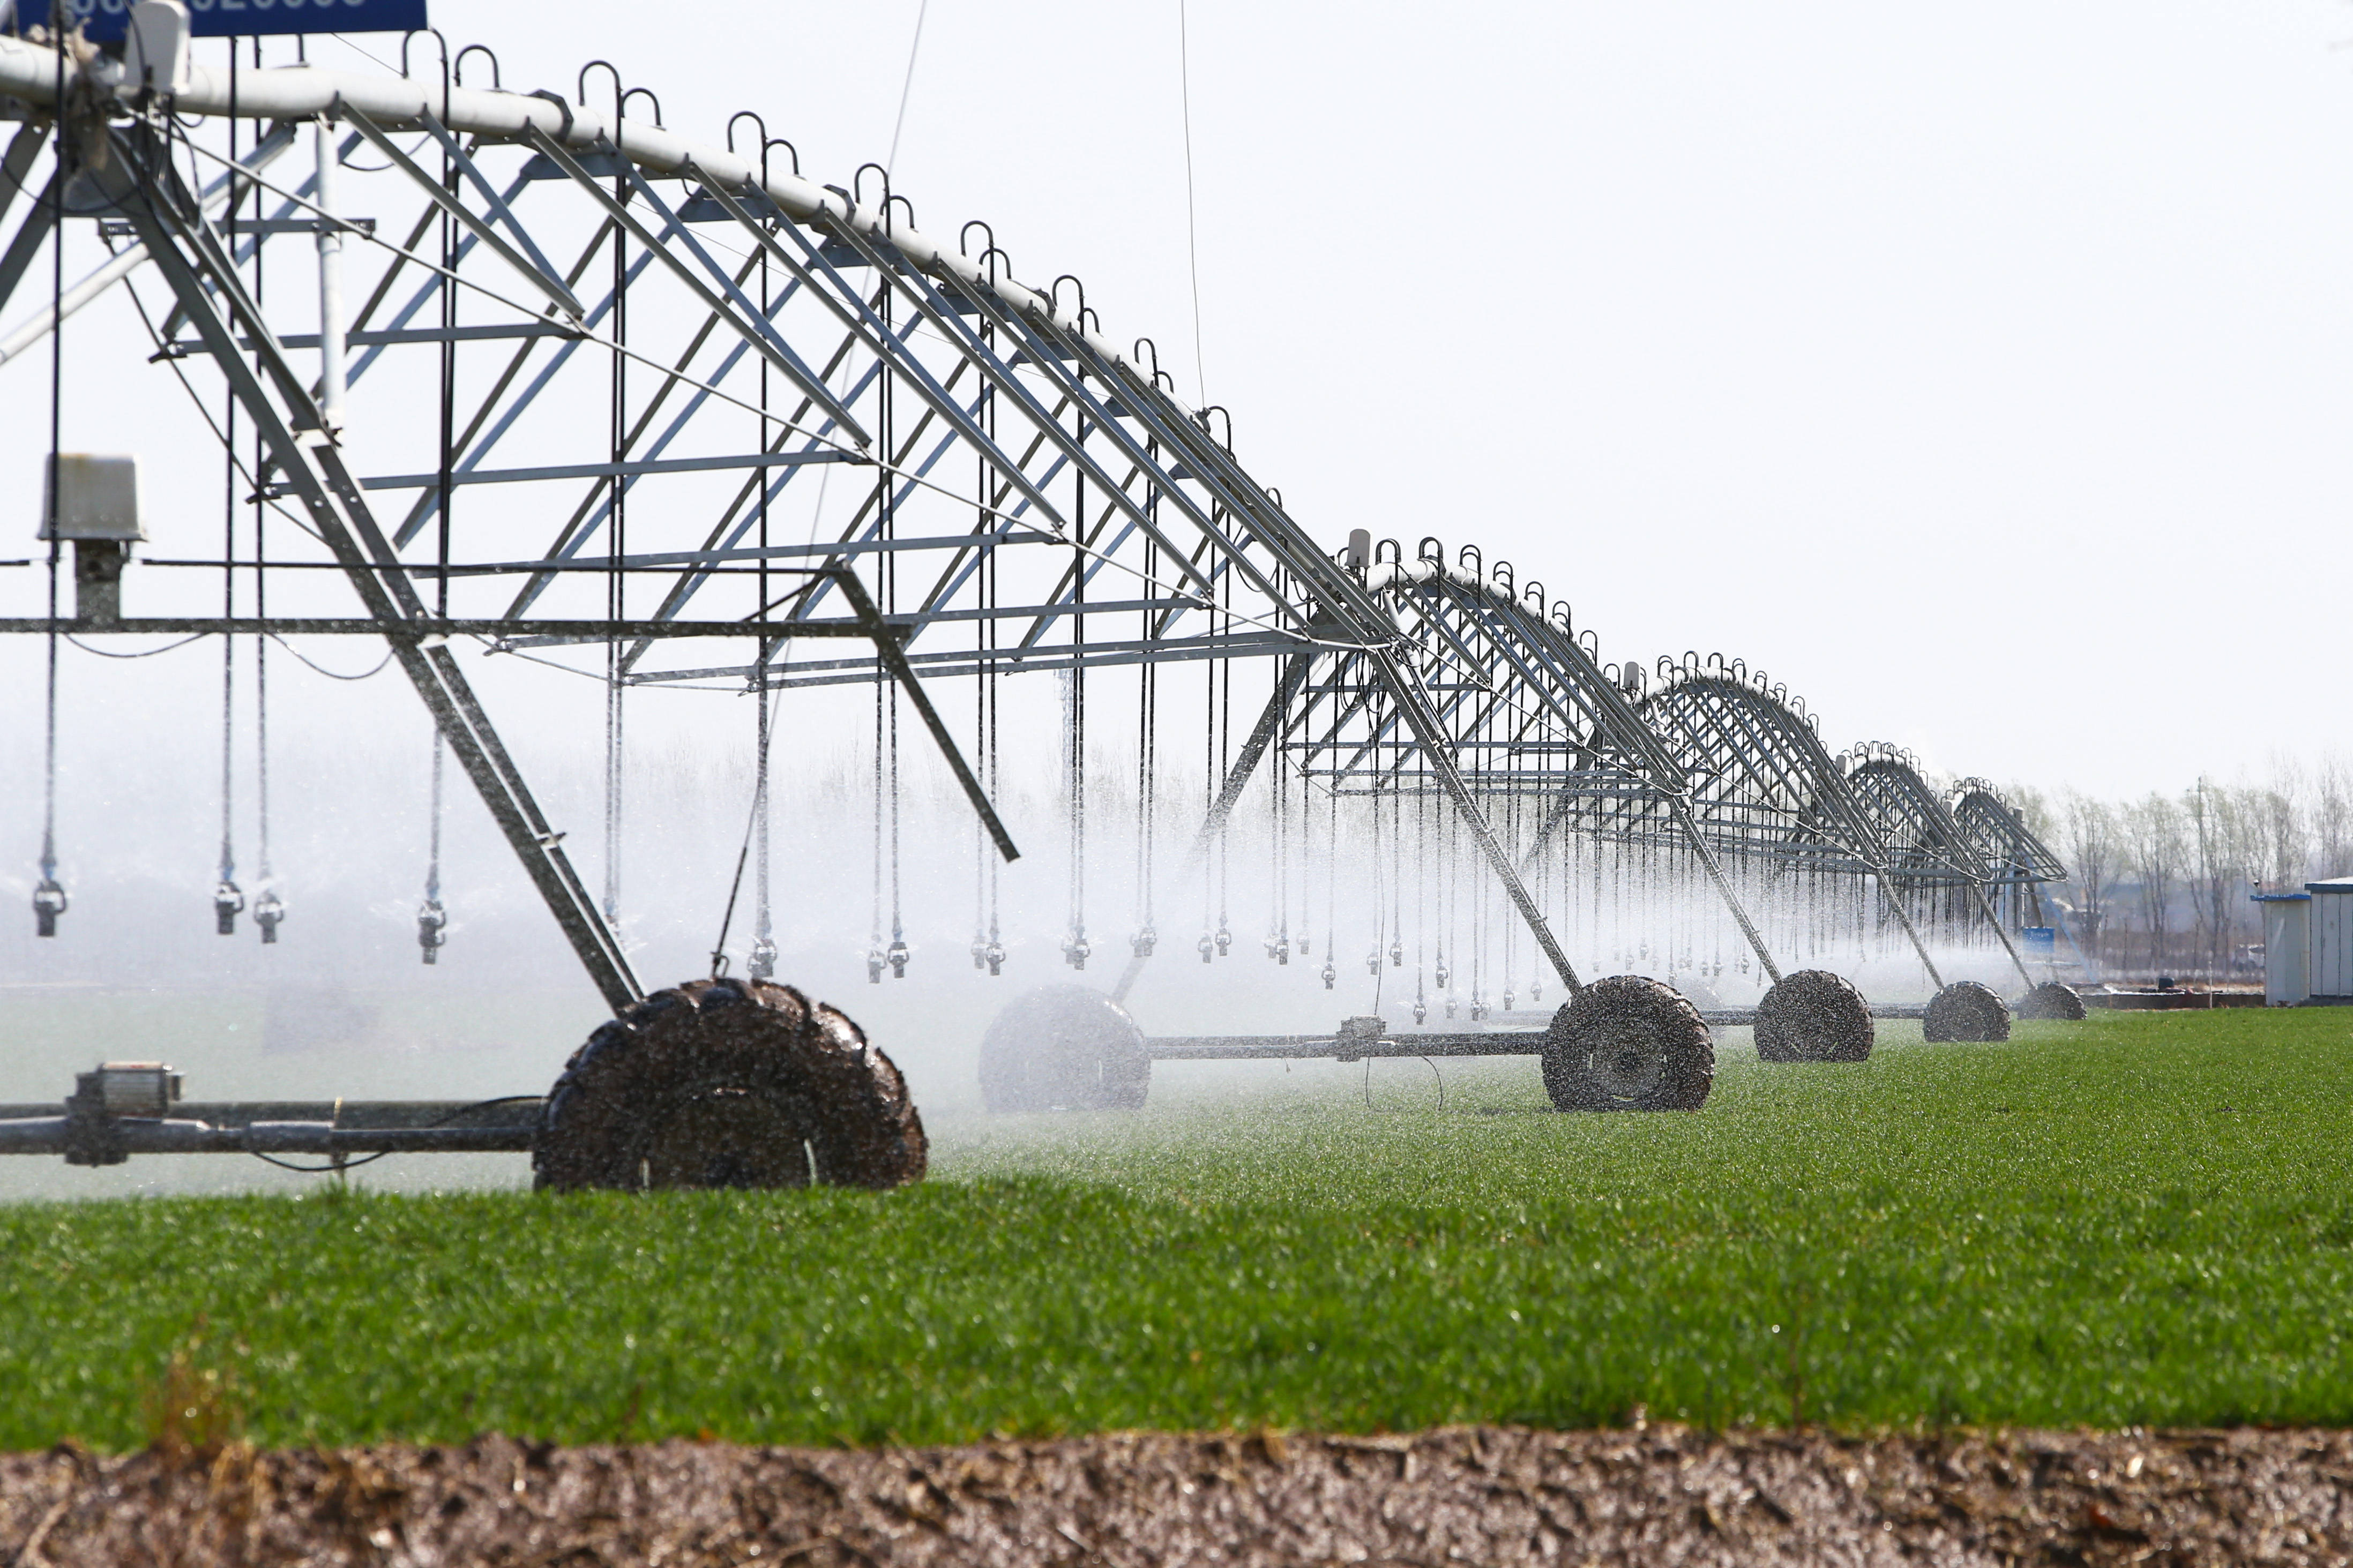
xmin=1968 ymin=881 xmax=2037 ymax=988
xmin=1873 ymin=873 xmax=1945 ymax=991
xmin=115 ymin=132 xmax=642 ymax=1012
xmin=1661 ymin=796 xmax=1783 ymax=986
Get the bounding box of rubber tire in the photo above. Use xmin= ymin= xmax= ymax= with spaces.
xmin=2015 ymin=980 xmax=2088 ymax=1021
xmin=534 ymin=977 xmax=926 ymax=1192
xmin=1922 ymin=980 xmax=2013 ymax=1043
xmin=978 ymin=986 xmax=1152 ymax=1112
xmin=1541 ymin=975 xmax=1713 ymax=1112
xmin=1753 ymin=969 xmax=1875 ymax=1063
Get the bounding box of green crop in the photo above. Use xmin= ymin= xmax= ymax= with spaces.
xmin=3 ymin=1008 xmax=2349 ymax=1450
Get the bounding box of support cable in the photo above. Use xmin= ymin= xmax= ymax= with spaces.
xmin=1177 ymin=0 xmax=1207 ymax=404
xmin=214 ymin=490 xmax=242 ymax=937
xmin=869 ymin=657 xmax=885 ymax=984
xmin=1062 ymin=415 xmax=1088 ymax=971
xmin=709 ymin=682 xmax=774 ymax=977
xmin=748 ymin=665 xmax=775 ymax=978
xmin=881 ymin=265 xmax=908 ymax=981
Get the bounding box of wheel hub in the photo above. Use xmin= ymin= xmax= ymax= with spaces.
xmin=1589 ymin=1029 xmax=1668 ymax=1100
xmin=639 ymin=1086 xmax=811 ymax=1189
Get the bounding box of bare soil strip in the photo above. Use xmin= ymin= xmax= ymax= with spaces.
xmin=4 ymin=1424 xmax=2349 ymax=1566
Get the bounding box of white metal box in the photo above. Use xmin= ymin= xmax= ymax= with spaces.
xmin=39 ymin=454 xmax=145 ymax=542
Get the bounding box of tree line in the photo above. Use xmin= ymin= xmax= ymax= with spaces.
xmin=2007 ymin=761 xmax=2353 ymax=984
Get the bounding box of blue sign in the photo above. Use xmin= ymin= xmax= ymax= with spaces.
xmin=2021 ymin=927 xmax=2056 ymax=958
xmin=27 ymin=0 xmax=428 ymax=42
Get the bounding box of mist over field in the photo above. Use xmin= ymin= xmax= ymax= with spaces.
xmin=0 ymin=607 xmax=2037 ymax=1201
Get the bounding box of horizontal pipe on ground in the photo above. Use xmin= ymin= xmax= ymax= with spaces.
xmin=0 ymin=1116 xmax=536 ymax=1157
xmin=1147 ymin=1003 xmax=1934 ymax=1060
xmin=0 ymin=1099 xmax=542 ymax=1127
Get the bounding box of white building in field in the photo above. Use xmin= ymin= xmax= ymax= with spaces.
xmin=2254 ymin=878 xmax=2353 ymax=1005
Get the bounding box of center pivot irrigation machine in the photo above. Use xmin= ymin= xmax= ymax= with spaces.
xmin=0 ymin=5 xmax=2081 ymax=1189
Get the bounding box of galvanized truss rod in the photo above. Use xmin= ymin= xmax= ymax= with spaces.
xmin=104 ymin=124 xmax=643 ymax=1014
xmin=648 ymin=628 xmax=1304 ymax=689
xmin=827 ymin=572 xmax=1019 ymax=866
xmin=0 ymin=616 xmax=878 ymax=640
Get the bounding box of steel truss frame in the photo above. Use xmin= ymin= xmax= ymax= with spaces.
xmin=0 ymin=36 xmax=2060 ymax=1010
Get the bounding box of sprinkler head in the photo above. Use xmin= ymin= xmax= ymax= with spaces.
xmin=1529 ymin=980 xmax=1542 ymax=1006
xmin=749 ymin=935 xmax=777 ymax=980
xmin=1062 ymin=933 xmax=1090 ymax=971
xmin=1198 ymin=932 xmax=1214 ymax=964
xmin=1445 ymin=993 xmax=1458 ymax=1019
xmin=866 ymin=948 xmax=885 ymax=985
xmin=971 ymin=937 xmax=989 ymax=970
xmin=1214 ymin=925 xmax=1232 ymax=958
xmin=1320 ymin=959 xmax=1336 ymax=989
xmin=984 ymin=941 xmax=1005 ymax=977
xmin=1365 ymin=949 xmax=1380 ymax=977
xmin=887 ymin=937 xmax=910 ymax=979
xmin=1434 ymin=957 xmax=1451 ymax=988
xmin=1502 ymin=988 xmax=1514 ymax=1012
xmin=415 ymin=898 xmax=447 ymax=965
xmin=1388 ymin=940 xmax=1403 ymax=969
xmin=253 ymin=889 xmax=286 ymax=946
xmin=213 ymin=880 xmax=244 ymax=936
xmin=1411 ymin=995 xmax=1427 ymax=1025
xmin=31 ymin=877 xmax=65 ymax=938
xmin=1297 ymin=935 xmax=1311 ymax=957
xmin=1133 ymin=926 xmax=1157 ymax=958
xmin=1470 ymin=996 xmax=1488 ymax=1022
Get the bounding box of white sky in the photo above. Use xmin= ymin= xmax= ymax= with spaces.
xmin=290 ymin=0 xmax=2347 ymax=804
xmin=17 ymin=0 xmax=2353 ymax=809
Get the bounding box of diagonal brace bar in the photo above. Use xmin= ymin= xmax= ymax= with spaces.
xmin=827 ymin=571 xmax=1019 ymax=866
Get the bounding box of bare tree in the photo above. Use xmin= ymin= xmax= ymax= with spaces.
xmin=2312 ymin=754 xmax=2353 ymax=880
xmin=2259 ymin=756 xmax=2308 ymax=892
xmin=2183 ymin=780 xmax=2243 ymax=980
xmin=2060 ymin=789 xmax=2118 ymax=969
xmin=2125 ymin=792 xmax=2185 ymax=977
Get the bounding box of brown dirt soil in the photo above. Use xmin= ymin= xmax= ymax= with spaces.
xmin=4 ymin=1424 xmax=2350 ymax=1566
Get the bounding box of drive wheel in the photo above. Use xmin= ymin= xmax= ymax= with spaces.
xmin=1922 ymin=980 xmax=2013 ymax=1043
xmin=535 ymin=977 xmax=927 ymax=1191
xmin=1754 ymin=969 xmax=1874 ymax=1062
xmin=2015 ymin=980 xmax=2087 ymax=1021
xmin=979 ymin=986 xmax=1152 ymax=1112
xmin=1541 ymin=975 xmax=1713 ymax=1112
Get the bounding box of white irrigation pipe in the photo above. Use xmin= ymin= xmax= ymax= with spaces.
xmin=0 ymin=35 xmax=1169 ymax=399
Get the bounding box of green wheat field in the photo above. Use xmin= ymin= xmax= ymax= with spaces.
xmin=2 ymin=1006 xmax=2349 ymax=1450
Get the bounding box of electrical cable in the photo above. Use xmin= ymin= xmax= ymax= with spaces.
xmin=246 ymin=1094 xmax=544 ymax=1174
xmin=266 ymin=635 xmax=394 ymax=680
xmin=886 ymin=0 xmax=929 ymax=177
xmin=63 ymin=632 xmax=207 ymax=658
